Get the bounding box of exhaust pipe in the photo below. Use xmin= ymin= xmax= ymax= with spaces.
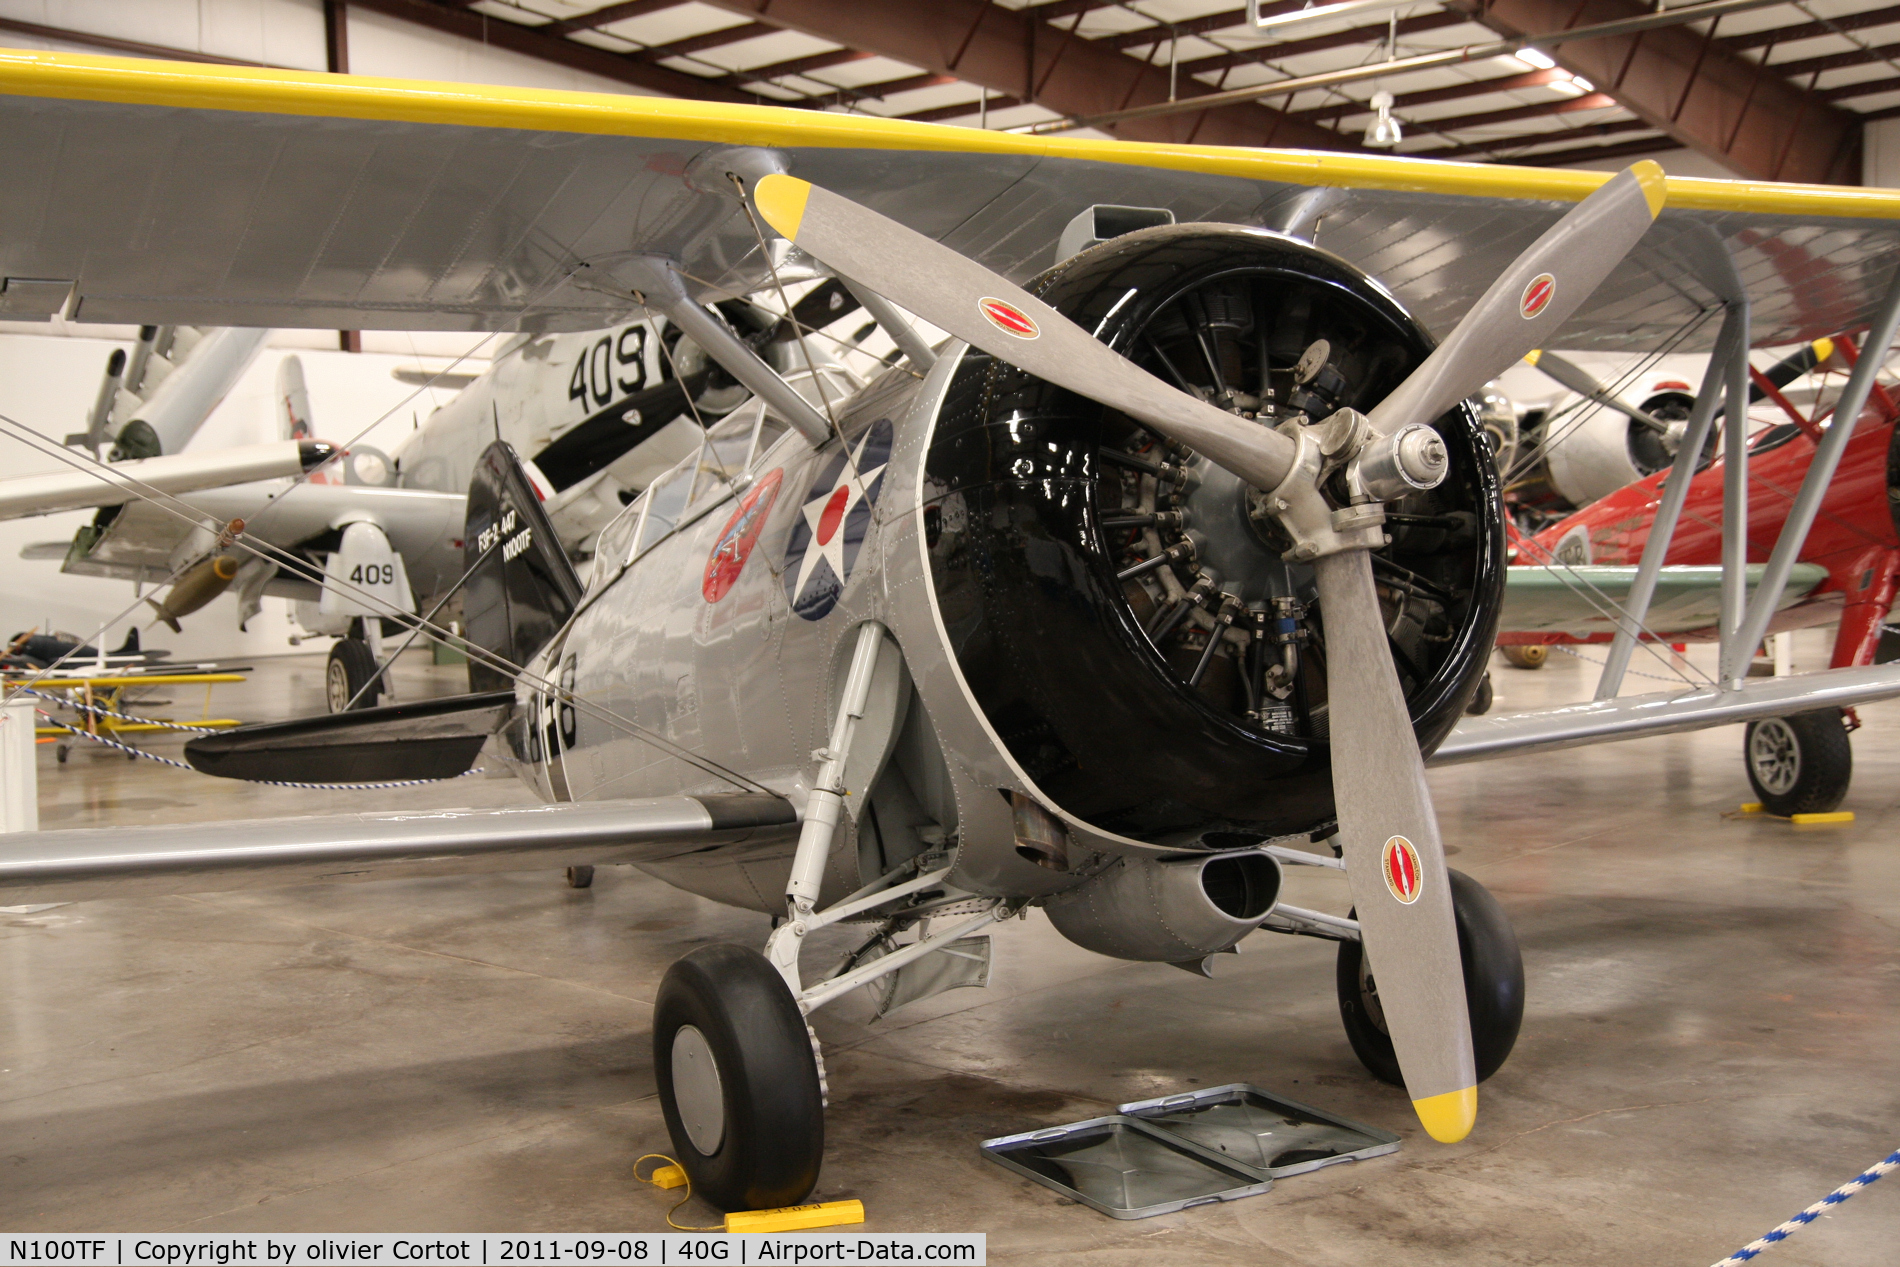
xmin=1045 ymin=850 xmax=1282 ymax=963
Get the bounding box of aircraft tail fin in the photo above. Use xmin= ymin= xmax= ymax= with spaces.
xmin=461 ymin=441 xmax=584 ymax=693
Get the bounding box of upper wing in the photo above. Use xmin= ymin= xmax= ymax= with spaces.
xmin=1500 ymin=563 xmax=1830 ymax=636
xmin=0 ymin=50 xmax=1894 ymax=349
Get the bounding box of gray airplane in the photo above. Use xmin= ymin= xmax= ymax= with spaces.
xmin=4 ymin=54 xmax=1900 ymax=1218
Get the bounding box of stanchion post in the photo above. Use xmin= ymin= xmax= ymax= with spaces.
xmin=1 ymin=695 xmax=39 ymax=833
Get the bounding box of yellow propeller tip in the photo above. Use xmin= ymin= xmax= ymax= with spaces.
xmin=753 ymin=172 xmax=811 ymax=241
xmin=1523 ymin=348 xmax=1542 ymax=366
xmin=1628 ymin=160 xmax=1667 ymax=218
xmin=1412 ymin=1086 xmax=1477 ymax=1143
xmin=1813 ymin=336 xmax=1835 ymax=362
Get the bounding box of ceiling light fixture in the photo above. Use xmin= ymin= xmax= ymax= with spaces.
xmin=1516 ymin=47 xmax=1557 ymax=69
xmin=1246 ymin=0 xmax=1421 ymax=36
xmin=1365 ymin=90 xmax=1403 ymax=146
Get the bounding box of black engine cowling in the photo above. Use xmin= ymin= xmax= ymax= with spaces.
xmin=920 ymin=224 xmax=1504 ymax=844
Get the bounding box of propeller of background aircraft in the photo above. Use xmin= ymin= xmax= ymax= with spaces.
xmin=753 ymin=161 xmax=1664 ymax=1141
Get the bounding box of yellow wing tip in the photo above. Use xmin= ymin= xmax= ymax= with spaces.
xmin=1628 ymin=160 xmax=1667 ymax=218
xmin=753 ymin=172 xmax=811 ymax=241
xmin=1412 ymin=1086 xmax=1477 ymax=1143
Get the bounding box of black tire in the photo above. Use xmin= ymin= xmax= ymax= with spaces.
xmin=325 ymin=638 xmax=381 ymax=713
xmin=1337 ymin=869 xmax=1525 ymax=1087
xmin=566 ymin=865 xmax=595 ymax=889
xmin=1744 ymin=709 xmax=1852 ymax=816
xmin=1466 ymin=671 xmax=1493 ymax=716
xmin=654 ymin=944 xmax=824 ymax=1212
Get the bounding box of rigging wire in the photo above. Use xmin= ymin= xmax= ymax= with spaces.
xmin=0 ymin=413 xmax=772 ymax=795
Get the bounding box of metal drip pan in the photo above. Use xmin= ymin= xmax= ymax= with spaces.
xmin=1117 ymin=1083 xmax=1400 ymax=1179
xmin=979 ymin=1115 xmax=1272 ymax=1219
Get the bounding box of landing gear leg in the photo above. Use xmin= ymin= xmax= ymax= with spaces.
xmin=1337 ymin=868 xmax=1524 ymax=1086
xmin=1744 ymin=709 xmax=1852 ymax=816
xmin=656 ymin=622 xmax=888 ymax=1212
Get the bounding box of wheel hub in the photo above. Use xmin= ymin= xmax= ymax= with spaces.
xmin=670 ymin=1024 xmax=726 ymax=1156
xmin=1749 ymin=717 xmax=1801 ymax=795
xmin=326 ymin=658 xmax=350 ymax=712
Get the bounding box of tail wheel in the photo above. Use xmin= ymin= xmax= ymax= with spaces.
xmin=1500 ymin=645 xmax=1547 ymax=670
xmin=654 ymin=944 xmax=824 ymax=1212
xmin=1745 ymin=710 xmax=1852 ymax=816
xmin=1337 ymin=869 xmax=1524 ymax=1086
xmin=566 ymin=865 xmax=595 ymax=889
xmin=325 ymin=638 xmax=381 ymax=713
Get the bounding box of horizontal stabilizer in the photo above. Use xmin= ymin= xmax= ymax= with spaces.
xmin=0 ymin=439 xmax=334 ymax=520
xmin=184 ymin=690 xmax=516 ymax=783
xmin=1433 ymin=662 xmax=1900 ymax=765
xmin=0 ymin=794 xmax=799 ymax=906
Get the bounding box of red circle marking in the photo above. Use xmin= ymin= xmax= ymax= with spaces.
xmin=816 ymin=485 xmax=851 ymax=545
xmin=1382 ymin=836 xmax=1422 ymax=904
xmin=980 ymin=297 xmax=1040 ymax=339
xmin=1520 ymin=273 xmax=1555 ymax=320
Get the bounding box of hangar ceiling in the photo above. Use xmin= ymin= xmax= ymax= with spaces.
xmin=6 ymin=0 xmax=1897 ymax=182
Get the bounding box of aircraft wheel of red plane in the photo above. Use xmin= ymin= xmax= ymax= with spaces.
xmin=1337 ymin=869 xmax=1525 ymax=1087
xmin=325 ymin=635 xmax=383 ymax=712
xmin=1744 ymin=710 xmax=1853 ymax=817
xmin=1500 ymin=644 xmax=1547 ymax=670
xmin=654 ymin=943 xmax=825 ymax=1212
xmin=565 ymin=865 xmax=595 ymax=889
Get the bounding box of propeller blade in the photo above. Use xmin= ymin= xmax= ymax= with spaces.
xmin=1526 ymin=349 xmax=1670 ymax=436
xmin=1368 ymin=162 xmax=1666 ymax=438
xmin=1315 ymin=548 xmax=1476 ymax=1142
xmin=751 ymin=173 xmax=1297 ymax=492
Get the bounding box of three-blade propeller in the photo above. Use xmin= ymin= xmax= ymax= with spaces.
xmin=754 ymin=161 xmax=1665 ymax=1143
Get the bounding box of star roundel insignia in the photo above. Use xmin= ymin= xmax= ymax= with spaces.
xmin=979 ymin=297 xmax=1040 ymax=340
xmin=1520 ymin=273 xmax=1555 ymax=320
xmin=782 ymin=418 xmax=894 ymax=621
xmin=1382 ymin=835 xmax=1423 ymax=904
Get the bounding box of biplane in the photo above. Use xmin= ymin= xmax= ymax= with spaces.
xmin=1 ymin=48 xmax=1899 ymax=1213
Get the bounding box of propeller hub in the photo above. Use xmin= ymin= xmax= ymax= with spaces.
xmin=1352 ymin=423 xmax=1449 ymax=502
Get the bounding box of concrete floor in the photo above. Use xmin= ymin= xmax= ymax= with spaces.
xmin=3 ymin=638 xmax=1898 ymax=1263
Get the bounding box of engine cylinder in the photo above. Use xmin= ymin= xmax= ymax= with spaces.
xmin=1044 ymin=851 xmax=1282 ymax=962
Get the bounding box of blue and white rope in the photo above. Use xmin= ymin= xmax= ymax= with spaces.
xmin=17 ymin=686 xmax=224 ymax=733
xmin=1712 ymin=1148 xmax=1900 ymax=1266
xmin=35 ymin=711 xmax=481 ymax=791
